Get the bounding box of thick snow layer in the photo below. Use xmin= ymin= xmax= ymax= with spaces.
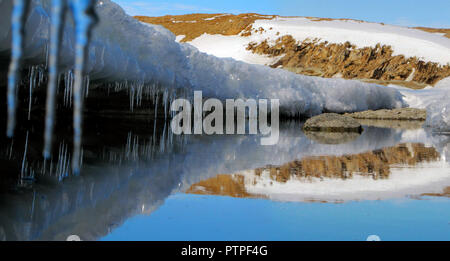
xmin=0 ymin=0 xmax=448 ymax=130
xmin=188 ymin=17 xmax=450 ymax=66
xmin=0 ymin=0 xmax=405 ymax=118
xmin=189 ymin=34 xmax=279 ymax=65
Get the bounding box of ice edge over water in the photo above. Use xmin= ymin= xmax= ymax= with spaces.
xmin=1 ymin=0 xmax=405 ymax=113
xmin=1 ymin=0 xmax=449 ymax=170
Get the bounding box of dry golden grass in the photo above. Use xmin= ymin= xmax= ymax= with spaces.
xmin=414 ymin=27 xmax=450 ymax=39
xmin=135 ymin=13 xmax=275 ymax=42
xmin=136 ymin=13 xmax=450 ymax=40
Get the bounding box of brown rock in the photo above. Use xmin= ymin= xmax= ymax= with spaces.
xmin=247 ymin=35 xmax=450 ymax=88
xmin=344 ymin=108 xmax=426 ymax=121
xmin=303 ymin=113 xmax=362 ymax=132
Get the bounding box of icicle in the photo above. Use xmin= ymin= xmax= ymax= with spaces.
xmin=43 ymin=0 xmax=67 ymax=159
xmin=28 ymin=66 xmax=36 ymax=120
xmin=30 ymin=190 xmax=36 ymax=219
xmin=129 ymin=84 xmax=135 ymax=112
xmin=69 ymin=0 xmax=97 ymax=174
xmin=7 ymin=0 xmax=31 ymax=137
xmin=64 ymin=70 xmax=74 ymax=107
xmin=160 ymin=121 xmax=166 ymax=153
xmin=21 ymin=131 xmax=29 ymax=177
xmin=8 ymin=139 xmax=14 ymax=160
xmin=163 ymin=88 xmax=168 ymax=120
xmin=152 ymin=92 xmax=159 ymax=144
xmin=85 ymin=75 xmax=90 ymax=97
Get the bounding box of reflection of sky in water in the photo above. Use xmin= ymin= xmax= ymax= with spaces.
xmin=102 ymin=194 xmax=450 ymax=241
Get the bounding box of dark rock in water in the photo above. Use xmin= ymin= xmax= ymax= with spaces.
xmin=344 ymin=108 xmax=426 ymax=121
xmin=304 ymin=131 xmax=361 ymax=144
xmin=303 ymin=113 xmax=362 ymax=132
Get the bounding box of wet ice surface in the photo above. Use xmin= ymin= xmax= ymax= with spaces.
xmin=0 ymin=119 xmax=449 ymax=241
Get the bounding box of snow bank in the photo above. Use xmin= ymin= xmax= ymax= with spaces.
xmin=393 ymin=81 xmax=450 ymax=133
xmin=0 ymin=0 xmax=405 ymax=116
xmin=1 ymin=0 xmax=448 ymax=132
xmin=188 ymin=17 xmax=450 ymax=66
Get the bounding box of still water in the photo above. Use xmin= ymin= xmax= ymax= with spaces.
xmin=0 ymin=118 xmax=449 ymax=241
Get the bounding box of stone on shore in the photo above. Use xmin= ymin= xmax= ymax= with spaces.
xmin=303 ymin=113 xmax=362 ymax=132
xmin=344 ymin=108 xmax=426 ymax=121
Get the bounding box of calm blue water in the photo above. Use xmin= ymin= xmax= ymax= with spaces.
xmin=102 ymin=194 xmax=450 ymax=241
xmin=1 ymin=123 xmax=449 ymax=241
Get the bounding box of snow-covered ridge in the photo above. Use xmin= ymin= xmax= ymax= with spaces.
xmin=0 ymin=0 xmax=405 ymax=114
xmin=187 ymin=16 xmax=450 ymax=66
xmin=0 ymin=0 xmax=448 ymax=133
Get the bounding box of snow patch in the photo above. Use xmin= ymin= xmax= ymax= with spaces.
xmin=175 ymin=35 xmax=186 ymax=42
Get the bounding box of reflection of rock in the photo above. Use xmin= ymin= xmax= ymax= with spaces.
xmin=255 ymin=143 xmax=440 ymax=181
xmin=304 ymin=131 xmax=360 ymax=144
xmin=421 ymin=187 xmax=450 ymax=198
xmin=187 ymin=143 xmax=442 ymax=199
xmin=345 ymin=108 xmax=426 ymax=121
xmin=303 ymin=113 xmax=362 ymax=132
xmin=186 ymin=174 xmax=257 ymax=198
xmin=356 ymin=119 xmax=424 ymax=129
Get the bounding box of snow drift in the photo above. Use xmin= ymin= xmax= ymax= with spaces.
xmin=187 ymin=16 xmax=450 ymax=66
xmin=0 ymin=0 xmax=404 ymax=113
xmin=0 ymin=0 xmax=448 ymax=136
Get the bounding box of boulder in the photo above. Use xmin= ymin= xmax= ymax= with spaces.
xmin=303 ymin=113 xmax=362 ymax=132
xmin=344 ymin=108 xmax=426 ymax=121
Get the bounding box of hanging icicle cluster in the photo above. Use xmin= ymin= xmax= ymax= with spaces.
xmin=102 ymin=80 xmax=187 ymax=121
xmin=7 ymin=0 xmax=31 ymax=138
xmin=5 ymin=0 xmax=192 ymax=178
xmin=7 ymin=0 xmax=98 ymax=175
xmin=27 ymin=65 xmax=46 ymax=120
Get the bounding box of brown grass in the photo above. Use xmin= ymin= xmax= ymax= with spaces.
xmin=135 ymin=13 xmax=275 ymax=42
xmin=136 ymin=13 xmax=450 ymax=41
xmin=414 ymin=27 xmax=450 ymax=39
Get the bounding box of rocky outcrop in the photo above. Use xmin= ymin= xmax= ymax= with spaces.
xmin=247 ymin=35 xmax=450 ymax=88
xmin=137 ymin=14 xmax=450 ymax=89
xmin=344 ymin=108 xmax=427 ymax=121
xmin=303 ymin=113 xmax=362 ymax=132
